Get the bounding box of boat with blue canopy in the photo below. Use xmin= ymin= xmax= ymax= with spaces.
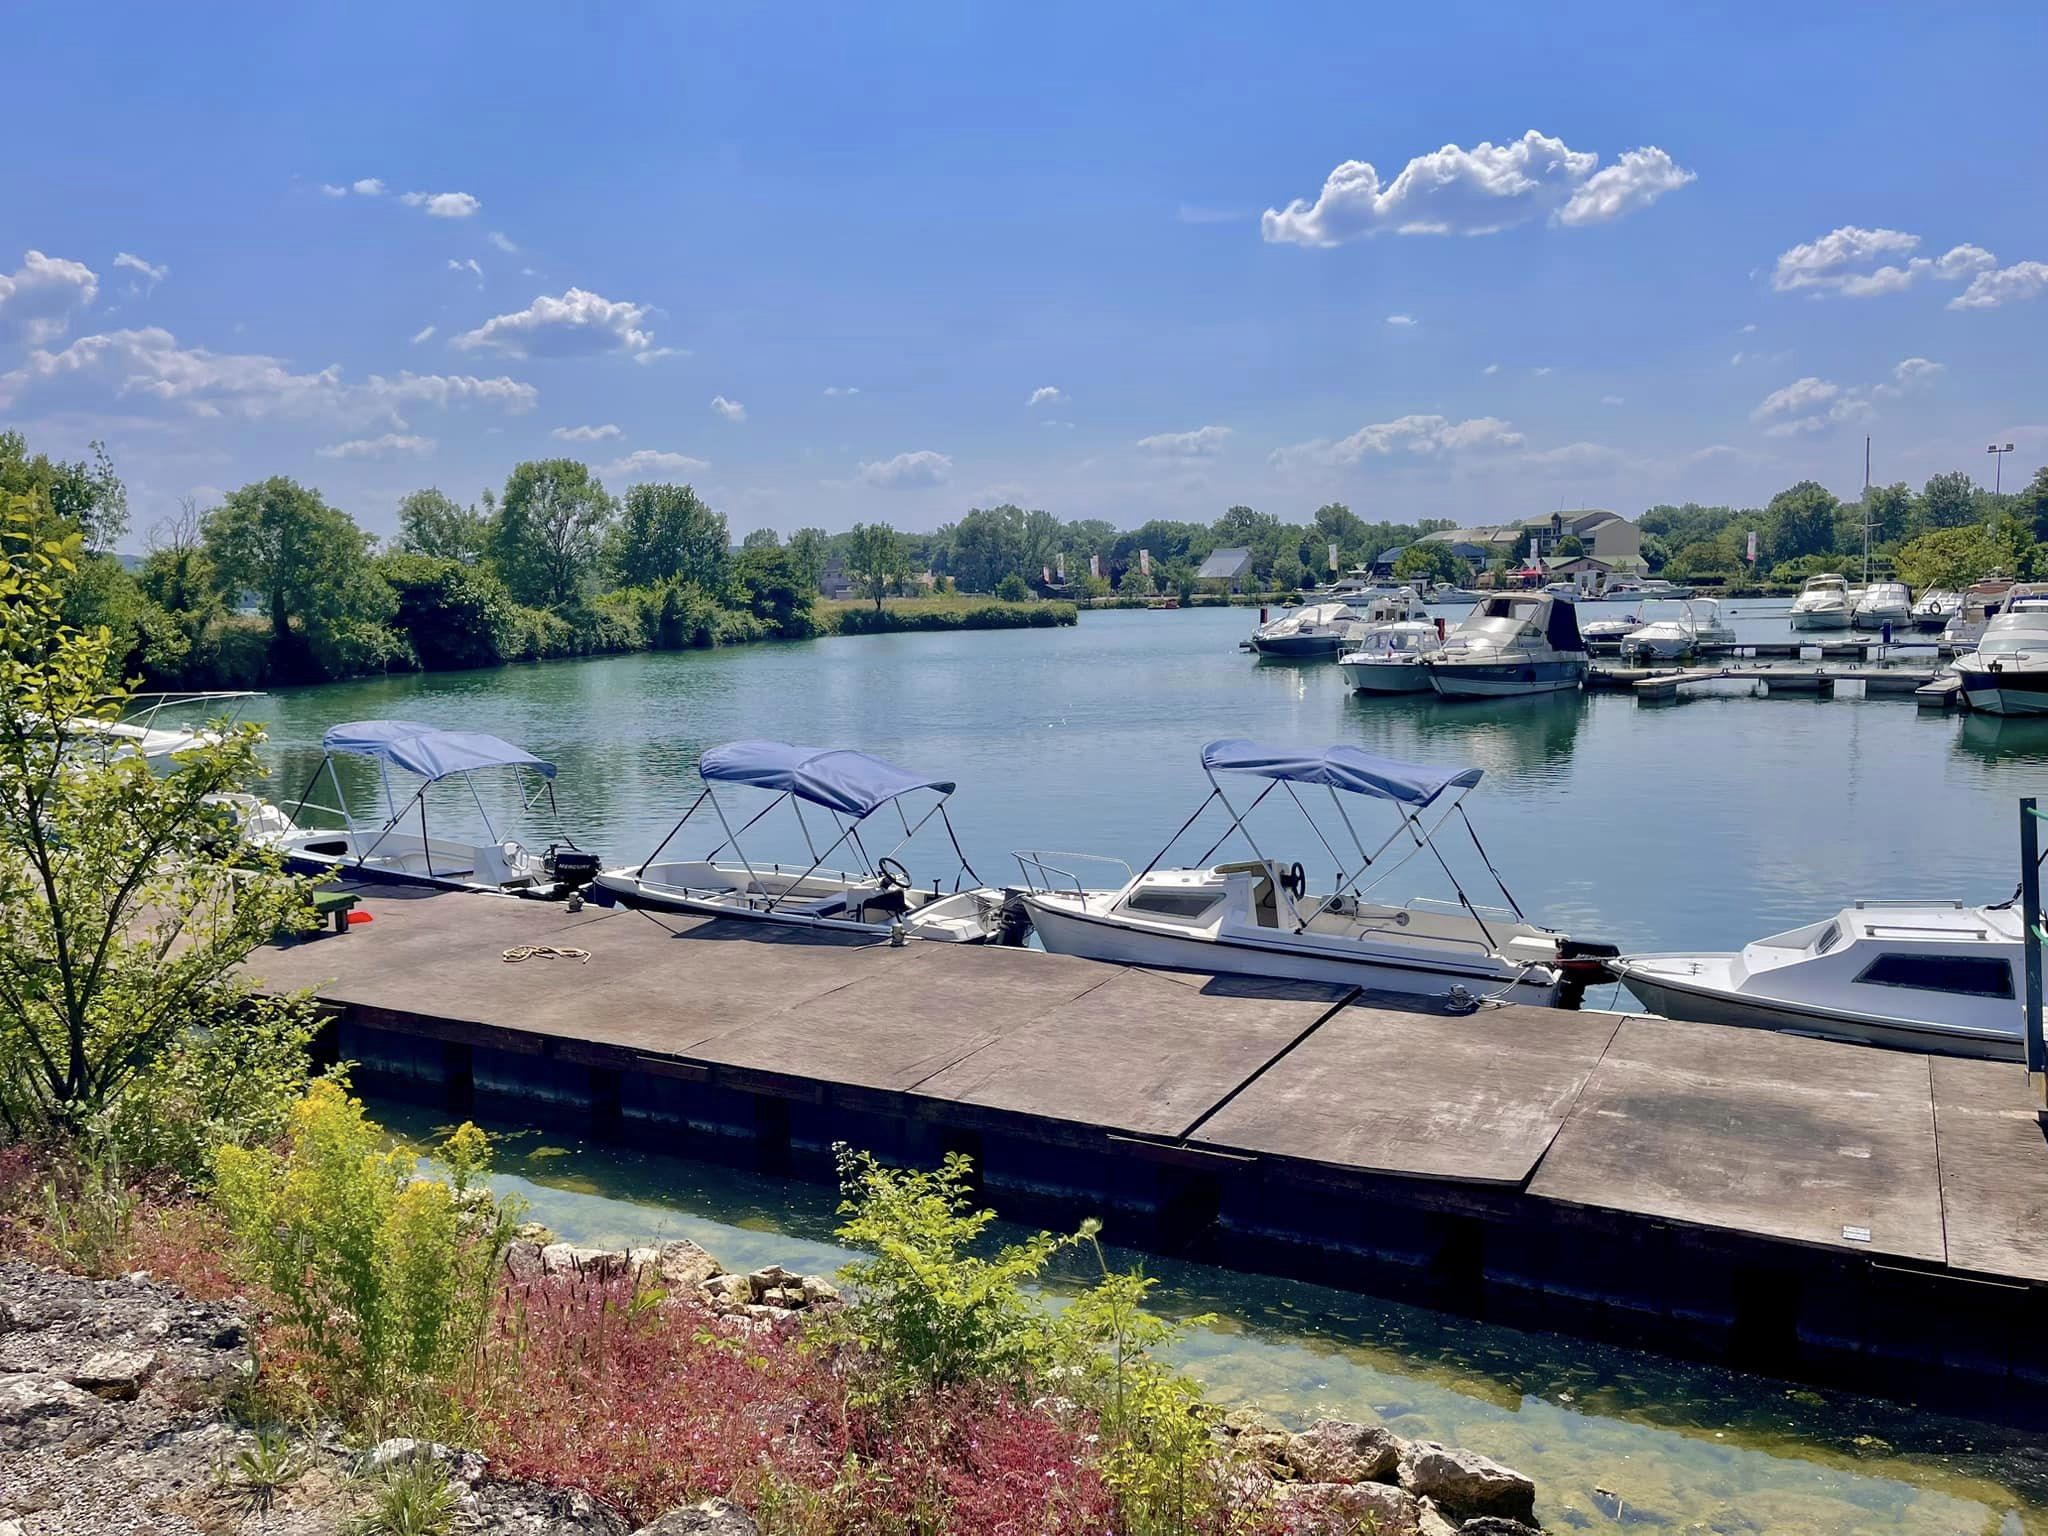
xmin=591 ymin=740 xmax=1014 ymax=942
xmin=267 ymin=719 xmax=598 ymax=897
xmin=1015 ymin=739 xmax=1615 ymax=1006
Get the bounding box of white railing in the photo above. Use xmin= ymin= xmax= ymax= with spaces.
xmin=1012 ymin=849 xmax=1132 ymax=898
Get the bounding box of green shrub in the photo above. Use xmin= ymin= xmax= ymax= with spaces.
xmin=995 ymin=573 xmax=1031 ymax=602
xmin=378 ymin=553 xmax=518 ymax=671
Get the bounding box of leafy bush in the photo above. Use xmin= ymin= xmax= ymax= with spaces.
xmin=824 ymin=599 xmax=1077 ymax=635
xmin=379 ymin=553 xmax=519 ymax=671
xmin=212 ymin=1081 xmax=517 ymax=1430
xmin=995 ymin=572 xmax=1031 ymax=602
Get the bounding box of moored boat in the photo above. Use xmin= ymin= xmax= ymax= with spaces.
xmin=1621 ymin=598 xmax=1736 ymax=662
xmin=1911 ymin=588 xmax=1960 ymax=632
xmin=1851 ymin=580 xmax=1912 ymax=631
xmin=1788 ymin=573 xmax=1852 ymax=630
xmin=1423 ymin=591 xmax=1589 ymax=699
xmin=1952 ymin=592 xmax=2048 ymax=715
xmin=1336 ymin=620 xmax=1443 ymax=692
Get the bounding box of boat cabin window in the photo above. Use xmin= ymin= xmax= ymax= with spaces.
xmin=1479 ymin=598 xmax=1520 ymax=619
xmin=1122 ymin=887 xmax=1224 ymax=921
xmin=1811 ymin=921 xmax=1842 ymax=955
xmin=1853 ymin=953 xmax=2015 ymax=999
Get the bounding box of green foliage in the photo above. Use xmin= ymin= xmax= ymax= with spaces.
xmin=38 ymin=1154 xmax=139 ymax=1273
xmin=833 ymin=1146 xmax=1076 ymax=1398
xmin=995 ymin=572 xmax=1030 ymax=603
xmin=1763 ymin=480 xmax=1840 ymax=563
xmin=1392 ymin=542 xmax=1467 ymax=586
xmin=1896 ymin=517 xmax=2040 ymax=591
xmin=609 ymin=482 xmax=727 ymax=590
xmin=1921 ymin=469 xmax=1982 ymax=530
xmin=222 ymin=1425 xmax=308 ymax=1514
xmin=1119 ymin=561 xmax=1159 ymax=596
xmin=824 ymin=598 xmax=1075 ymax=634
xmin=0 ymin=431 xmax=128 ymax=551
xmin=1767 ymin=552 xmax=1850 ymax=586
xmin=488 ymin=460 xmax=614 ymax=610
xmin=212 ymin=1081 xmax=517 ymax=1430
xmin=348 ymin=1456 xmax=458 ymax=1536
xmin=0 ymin=492 xmax=316 ymax=1137
xmin=786 ymin=527 xmax=830 ymax=593
xmin=729 ymin=545 xmax=817 ymax=637
xmin=845 ymin=521 xmax=910 ymax=611
xmin=377 ymin=553 xmax=518 ymax=671
xmin=395 ymin=489 xmax=490 ymax=564
xmin=740 ymin=526 xmax=782 ymax=550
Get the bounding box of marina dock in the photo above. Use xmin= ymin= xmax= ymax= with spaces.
xmin=247 ymin=889 xmax=2048 ymax=1413
xmin=1589 ymin=663 xmax=1944 ymax=700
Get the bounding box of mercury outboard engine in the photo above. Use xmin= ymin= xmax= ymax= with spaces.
xmin=989 ymin=888 xmax=1036 ymax=947
xmin=543 ymin=843 xmax=602 ymax=895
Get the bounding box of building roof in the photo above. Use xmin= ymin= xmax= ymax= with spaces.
xmin=1374 ymin=546 xmax=1409 ymax=564
xmin=1196 ymin=546 xmax=1254 ymax=580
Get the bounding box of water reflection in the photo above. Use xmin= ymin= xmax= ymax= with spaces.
xmin=379 ymin=1098 xmax=2046 ymax=1536
xmin=1954 ymin=712 xmax=2048 ymax=771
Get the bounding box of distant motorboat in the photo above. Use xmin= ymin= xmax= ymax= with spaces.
xmin=1427 ymin=585 xmax=1485 ymax=605
xmin=1621 ymin=599 xmax=1736 ymax=662
xmin=1337 ymin=620 xmax=1444 ymax=693
xmin=1851 ymin=580 xmax=1912 ymax=631
xmin=1941 ymin=578 xmax=2017 ymax=650
xmin=1637 ymin=578 xmax=1695 ymax=601
xmin=1953 ymin=592 xmax=2048 ymax=716
xmin=1251 ymin=591 xmax=1426 ymax=658
xmin=1613 ymin=899 xmax=2025 ymax=1060
xmin=1788 ymin=573 xmax=1853 ymax=630
xmin=1423 ymin=591 xmax=1590 ymax=699
xmin=1911 ymin=588 xmax=1960 ymax=632
xmin=1580 ymin=613 xmax=1644 ymax=653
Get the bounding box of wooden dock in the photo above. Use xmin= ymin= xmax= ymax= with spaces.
xmin=246 ymin=890 xmax=2048 ymax=1412
xmin=1590 ymin=664 xmax=1943 ymax=700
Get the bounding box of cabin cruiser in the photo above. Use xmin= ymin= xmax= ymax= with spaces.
xmin=1788 ymin=574 xmax=1853 ymax=630
xmin=1248 ymin=600 xmax=1365 ymax=658
xmin=1952 ymin=593 xmax=2048 ymax=715
xmin=1337 ymin=620 xmax=1444 ymax=693
xmin=1911 ymin=588 xmax=1961 ymax=632
xmin=592 ymin=741 xmax=1011 ymax=942
xmin=1591 ymin=577 xmax=1644 ymax=603
xmin=1637 ymin=578 xmax=1694 ymax=601
xmin=268 ymin=720 xmax=599 ymax=898
xmin=1941 ymin=579 xmax=2017 ymax=650
xmin=1580 ymin=613 xmax=1644 ymax=654
xmin=1620 ymin=598 xmax=1736 ymax=662
xmin=1426 ymin=585 xmax=1485 ymax=606
xmin=1423 ymin=592 xmax=1589 ymax=699
xmin=1612 ymin=900 xmax=2024 ymax=1060
xmin=1016 ymin=740 xmax=1616 ymax=1007
xmin=1852 ymin=580 xmax=1912 ymax=632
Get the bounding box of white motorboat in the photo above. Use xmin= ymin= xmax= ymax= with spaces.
xmin=1953 ymin=593 xmax=2048 ymax=716
xmin=1788 ymin=574 xmax=1853 ymax=630
xmin=1620 ymin=598 xmax=1736 ymax=662
xmin=1941 ymin=578 xmax=2017 ymax=650
xmin=1911 ymin=588 xmax=1961 ymax=632
xmin=1337 ymin=620 xmax=1444 ymax=693
xmin=1016 ymin=740 xmax=1616 ymax=1007
xmin=1423 ymin=592 xmax=1589 ymax=699
xmin=1637 ymin=578 xmax=1694 ymax=601
xmin=1612 ymin=900 xmax=2025 ymax=1060
xmin=1249 ymin=600 xmax=1365 ymax=658
xmin=1580 ymin=613 xmax=1644 ymax=654
xmin=1851 ymin=580 xmax=1912 ymax=632
xmin=1590 ymin=578 xmax=1644 ymax=602
xmin=269 ymin=720 xmax=599 ymax=898
xmin=592 ymin=741 xmax=1012 ymax=942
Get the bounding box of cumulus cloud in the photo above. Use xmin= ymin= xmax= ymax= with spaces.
xmin=0 ymin=250 xmax=99 ymax=344
xmin=452 ymin=288 xmax=658 ymax=358
xmin=1773 ymin=226 xmax=2003 ymax=299
xmin=1751 ymin=376 xmax=1871 ymax=437
xmin=858 ymin=450 xmax=952 ymax=488
xmin=1261 ymin=130 xmax=1693 ymax=246
xmin=1384 ymin=314 xmax=1417 ymax=327
xmin=1272 ymin=414 xmax=1523 ymax=471
xmin=320 ymin=184 xmax=349 ymax=198
xmin=401 ymin=191 xmax=481 ymax=218
xmin=487 ymin=231 xmax=518 ymax=253
xmin=822 ymin=385 xmax=860 ymax=397
xmin=1029 ymin=385 xmax=1066 ymax=407
xmin=1135 ymin=425 xmax=1232 ymax=457
xmin=1482 ymin=362 xmax=1500 ymax=375
xmin=317 ymin=433 xmax=434 ymax=459
xmin=411 ymin=325 xmax=436 ymax=345
xmin=0 ymin=325 xmax=537 ymax=424
xmin=1872 ymin=356 xmax=1947 ymax=399
xmin=552 ymin=423 xmax=622 ymax=442
xmin=352 ymin=178 xmax=385 ymax=196
xmin=710 ymin=394 xmax=747 ymax=422
xmin=600 ymin=449 xmax=708 ymax=480
xmin=112 ymin=252 xmax=168 ymax=290
xmin=1949 ymin=259 xmax=2048 ymax=311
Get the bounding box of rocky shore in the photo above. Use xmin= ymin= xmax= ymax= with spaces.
xmin=0 ymin=1242 xmax=1542 ymax=1535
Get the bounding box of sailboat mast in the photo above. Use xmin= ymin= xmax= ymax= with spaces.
xmin=1863 ymin=436 xmax=1872 ymax=583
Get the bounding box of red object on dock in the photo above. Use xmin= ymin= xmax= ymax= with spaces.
xmin=347 ymin=910 xmax=374 ymax=925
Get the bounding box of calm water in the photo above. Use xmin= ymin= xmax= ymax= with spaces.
xmin=243 ymin=608 xmax=2048 ymax=1534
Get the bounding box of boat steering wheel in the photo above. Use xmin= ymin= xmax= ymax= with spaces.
xmin=876 ymin=856 xmax=913 ymax=890
xmin=1283 ymin=861 xmax=1307 ymax=900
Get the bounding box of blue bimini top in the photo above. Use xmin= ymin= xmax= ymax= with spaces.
xmin=697 ymin=741 xmax=954 ymax=818
xmin=1200 ymin=739 xmax=1481 ymax=807
xmin=322 ymin=720 xmax=556 ymax=782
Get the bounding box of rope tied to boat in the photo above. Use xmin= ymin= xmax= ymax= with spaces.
xmin=502 ymin=944 xmax=591 ymax=964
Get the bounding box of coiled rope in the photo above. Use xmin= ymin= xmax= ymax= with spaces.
xmin=502 ymin=944 xmax=591 ymax=964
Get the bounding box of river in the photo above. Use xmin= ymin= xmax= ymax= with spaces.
xmin=238 ymin=603 xmax=2047 ymax=1533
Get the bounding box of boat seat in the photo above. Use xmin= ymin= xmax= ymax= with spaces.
xmin=471 ymin=841 xmax=532 ymax=888
xmin=1214 ymin=861 xmax=1280 ymax=927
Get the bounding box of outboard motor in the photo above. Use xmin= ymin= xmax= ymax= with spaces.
xmin=544 ymin=843 xmax=602 ymax=895
xmin=988 ymin=888 xmax=1036 ymax=947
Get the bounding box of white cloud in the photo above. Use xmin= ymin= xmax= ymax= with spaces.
xmin=0 ymin=250 xmax=99 ymax=344
xmin=1752 ymin=376 xmax=1840 ymax=421
xmin=1533 ymin=366 xmax=1553 ymax=376
xmin=1029 ymin=385 xmax=1066 ymax=407
xmin=1740 ymin=322 xmax=1757 ymax=333
xmin=1872 ymin=356 xmax=1948 ymax=400
xmin=1935 ymin=244 xmax=1997 ymax=279
xmin=401 ymin=191 xmax=481 ymax=218
xmin=487 ymin=231 xmax=518 ymax=253
xmin=1522 ymin=441 xmax=1628 ymax=471
xmin=1384 ymin=314 xmax=1417 ymax=327
xmin=448 ymin=257 xmax=483 ymax=284
xmin=320 ymin=184 xmax=349 ymax=198
xmin=352 ymin=178 xmax=385 ymax=197
xmin=112 ymin=252 xmax=168 ymax=290
xmin=1135 ymin=425 xmax=1232 ymax=457
xmin=452 ymin=287 xmax=658 ymax=358
xmin=1751 ymin=375 xmax=1874 ymax=437
xmin=411 ymin=324 xmax=436 ymax=345
xmin=1482 ymin=363 xmax=1499 ymax=376
xmin=710 ymin=394 xmax=747 ymax=422
xmin=1262 ymin=130 xmax=1693 ymax=246
xmin=552 ymin=423 xmax=622 ymax=442
xmin=1600 ymin=394 xmax=1624 ymax=406
xmin=316 ymin=433 xmax=433 ymax=460
xmin=1273 ymin=414 xmax=1522 ymax=470
xmin=600 ymin=449 xmax=708 ymax=479
xmin=823 ymin=385 xmax=860 ymax=397
xmin=365 ymin=370 xmax=536 ymax=415
xmin=1773 ymin=227 xmax=2005 ymax=299
xmin=1949 ymin=260 xmax=2048 ymax=311
xmin=858 ymin=450 xmax=952 ymax=487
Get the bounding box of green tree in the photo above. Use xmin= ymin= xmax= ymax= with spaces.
xmin=1313 ymin=502 xmax=1367 ymax=558
xmin=0 ymin=491 xmax=312 ymax=1136
xmin=1553 ymin=534 xmax=1586 ymax=558
xmin=378 ymin=553 xmax=518 ymax=670
xmin=1118 ymin=561 xmax=1158 ymax=597
xmin=1212 ymin=505 xmax=1278 ymax=546
xmin=609 ymin=482 xmax=727 ymax=589
xmin=739 ymin=527 xmax=781 ymax=550
xmin=203 ymin=476 xmax=396 ymax=680
xmin=487 ymin=460 xmax=613 ymax=610
xmin=948 ymin=506 xmax=1029 ymax=592
xmin=729 ymin=545 xmax=815 ymax=636
xmin=995 ymin=572 xmax=1031 ymax=602
xmin=1894 ymin=523 xmax=2019 ymax=592
xmin=787 ymin=526 xmax=829 ymax=593
xmin=395 ymin=488 xmax=490 ymax=563
xmin=0 ymin=432 xmax=128 ymax=551
xmin=1921 ymin=470 xmax=1982 ymax=530
xmin=1763 ymin=480 xmax=1841 ymax=563
xmin=2016 ymin=465 xmax=2048 ymax=542
xmin=1392 ymin=542 xmax=1467 ymax=587
xmin=845 ymin=521 xmax=909 ymax=612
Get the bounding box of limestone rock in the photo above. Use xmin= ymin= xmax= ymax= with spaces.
xmin=0 ymin=1371 xmax=100 ymax=1448
xmin=469 ymin=1474 xmax=631 ymax=1534
xmin=799 ymin=1275 xmax=841 ymax=1306
xmin=1398 ymin=1442 xmax=1536 ymax=1522
xmin=633 ymin=1496 xmax=760 ymax=1535
xmin=1456 ymin=1519 xmax=1542 ymax=1535
xmin=1275 ymin=1480 xmax=1428 ymax=1536
xmin=540 ymin=1243 xmax=632 ymax=1278
xmin=69 ymin=1347 xmax=157 ymax=1400
xmin=1282 ymin=1418 xmax=1402 ymax=1483
xmin=627 ymin=1239 xmax=723 ymax=1293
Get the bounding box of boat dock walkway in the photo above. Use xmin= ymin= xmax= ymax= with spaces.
xmin=1589 ymin=663 xmax=1942 ymax=700
xmin=247 ymin=890 xmax=2048 ymax=1408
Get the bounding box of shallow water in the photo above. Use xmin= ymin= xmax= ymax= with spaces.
xmin=379 ymin=1098 xmax=2048 ymax=1536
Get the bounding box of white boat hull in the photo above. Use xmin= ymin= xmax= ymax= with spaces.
xmin=591 ymin=868 xmax=1003 ymax=942
xmin=1024 ymin=894 xmax=1562 ymax=1007
xmin=1427 ymin=660 xmax=1586 ymax=699
xmin=1339 ymin=659 xmax=1434 ymax=693
xmin=1788 ymin=607 xmax=1851 ymax=630
xmin=1956 ymin=668 xmax=2048 ymax=717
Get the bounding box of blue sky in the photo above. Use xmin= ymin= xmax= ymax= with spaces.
xmin=4 ymin=1 xmax=2045 ymax=545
